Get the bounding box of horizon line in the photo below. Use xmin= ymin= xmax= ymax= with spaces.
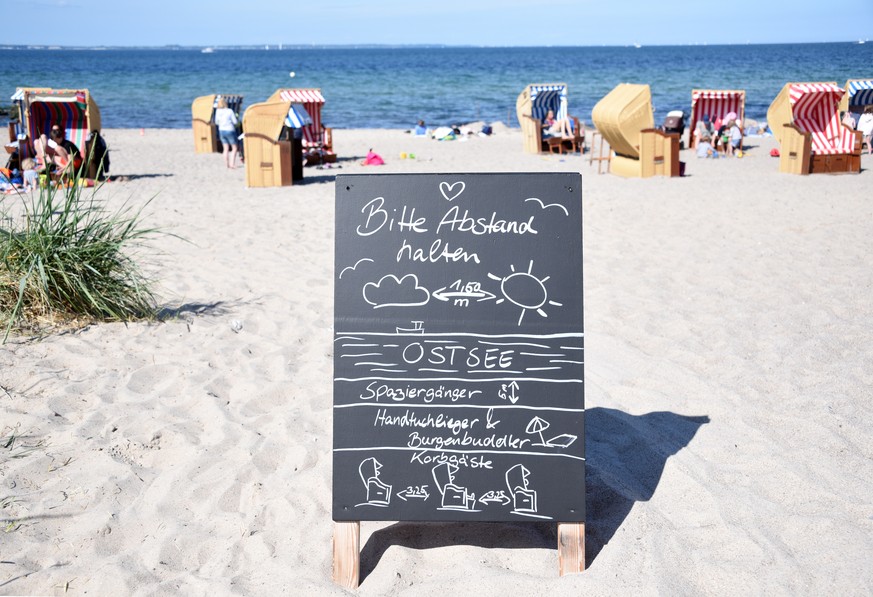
xmin=0 ymin=40 xmax=866 ymax=51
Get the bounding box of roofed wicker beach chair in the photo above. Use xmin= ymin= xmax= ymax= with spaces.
xmin=9 ymin=87 xmax=107 ymax=179
xmin=591 ymin=83 xmax=680 ymax=178
xmin=689 ymin=89 xmax=745 ymax=148
xmin=241 ymin=99 xmax=306 ymax=188
xmin=192 ymin=94 xmax=244 ymax=153
xmin=267 ymin=88 xmax=335 ymax=165
xmin=516 ymin=83 xmax=584 ymax=154
xmin=839 ymin=78 xmax=873 ymax=114
xmin=767 ymin=82 xmax=861 ymax=175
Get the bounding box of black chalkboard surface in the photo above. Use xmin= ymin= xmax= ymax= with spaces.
xmin=333 ymin=173 xmax=584 ymax=522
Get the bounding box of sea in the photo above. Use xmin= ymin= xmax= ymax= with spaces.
xmin=1 ymin=43 xmax=870 ymax=130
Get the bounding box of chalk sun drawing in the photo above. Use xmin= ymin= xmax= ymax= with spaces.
xmin=487 ymin=260 xmax=562 ymax=326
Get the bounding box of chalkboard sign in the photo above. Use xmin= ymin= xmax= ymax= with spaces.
xmin=333 ymin=173 xmax=584 ymax=523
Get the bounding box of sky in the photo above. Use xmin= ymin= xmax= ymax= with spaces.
xmin=5 ymin=0 xmax=872 ymax=47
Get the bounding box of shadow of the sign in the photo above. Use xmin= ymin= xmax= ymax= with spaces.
xmin=358 ymin=407 xmax=708 ymax=582
xmin=585 ymin=408 xmax=709 ymax=563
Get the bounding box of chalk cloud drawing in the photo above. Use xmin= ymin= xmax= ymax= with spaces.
xmin=439 ymin=181 xmax=466 ymax=202
xmin=363 ymin=274 xmax=430 ymax=309
xmin=358 ymin=457 xmax=392 ymax=507
xmin=432 ymin=462 xmax=477 ymax=511
xmin=524 ymin=197 xmax=569 ymax=216
xmin=487 ymin=260 xmax=563 ymax=326
xmin=339 ymin=258 xmax=374 ymax=279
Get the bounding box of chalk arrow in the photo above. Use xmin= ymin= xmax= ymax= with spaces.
xmin=486 ymin=408 xmax=500 ymax=429
xmin=498 ymin=381 xmax=520 ymax=404
xmin=478 ymin=492 xmax=511 ymax=506
xmin=396 ymin=487 xmax=430 ymax=501
xmin=431 ymin=287 xmax=496 ymax=303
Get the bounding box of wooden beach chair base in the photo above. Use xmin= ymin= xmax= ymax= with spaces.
xmin=588 ymin=130 xmax=611 ymax=174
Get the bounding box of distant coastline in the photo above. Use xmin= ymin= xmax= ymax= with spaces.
xmin=0 ymin=41 xmax=865 ymax=52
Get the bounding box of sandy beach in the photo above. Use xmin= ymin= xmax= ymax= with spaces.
xmin=2 ymin=126 xmax=872 ymax=595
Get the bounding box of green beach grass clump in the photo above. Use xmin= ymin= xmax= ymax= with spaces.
xmin=0 ymin=177 xmax=160 ymax=342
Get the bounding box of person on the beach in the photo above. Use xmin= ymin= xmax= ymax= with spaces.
xmin=694 ymin=114 xmax=714 ymax=146
xmin=543 ymin=109 xmax=573 ymax=138
xmin=21 ymin=158 xmax=38 ymax=190
xmin=857 ymin=107 xmax=873 ymax=154
xmin=213 ymin=97 xmax=240 ymax=168
xmin=414 ymin=120 xmax=427 ymax=136
xmin=714 ymin=120 xmax=730 ymax=155
xmin=841 ymin=111 xmax=856 ymax=130
xmin=34 ymin=125 xmax=81 ymax=174
xmin=728 ymin=119 xmax=742 ymax=156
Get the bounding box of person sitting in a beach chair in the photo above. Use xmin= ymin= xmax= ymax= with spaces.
xmin=542 ymin=109 xmax=573 ymax=138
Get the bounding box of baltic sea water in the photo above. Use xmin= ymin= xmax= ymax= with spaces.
xmin=1 ymin=43 xmax=870 ymax=130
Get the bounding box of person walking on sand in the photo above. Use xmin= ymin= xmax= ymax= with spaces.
xmin=214 ymin=97 xmax=240 ymax=168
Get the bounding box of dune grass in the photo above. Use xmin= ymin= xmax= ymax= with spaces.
xmin=0 ymin=174 xmax=160 ymax=342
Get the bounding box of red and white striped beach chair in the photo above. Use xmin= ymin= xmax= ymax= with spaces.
xmin=767 ymin=82 xmax=862 ymax=174
xmin=689 ymin=89 xmax=745 ymax=148
xmin=268 ymin=88 xmax=335 ymax=164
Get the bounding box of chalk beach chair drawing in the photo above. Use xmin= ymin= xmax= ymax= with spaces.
xmin=591 ymin=83 xmax=680 ymax=178
xmin=191 ymin=94 xmax=244 ymax=153
xmin=516 ymin=83 xmax=584 ymax=155
xmin=767 ymin=82 xmax=861 ymax=175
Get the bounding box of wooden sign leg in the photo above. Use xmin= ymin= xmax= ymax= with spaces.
xmin=557 ymin=522 xmax=585 ymax=576
xmin=333 ymin=521 xmax=360 ymax=589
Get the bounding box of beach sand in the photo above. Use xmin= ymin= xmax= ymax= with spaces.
xmin=2 ymin=127 xmax=872 ymax=595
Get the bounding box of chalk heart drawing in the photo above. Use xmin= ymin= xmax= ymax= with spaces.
xmin=439 ymin=181 xmax=466 ymax=202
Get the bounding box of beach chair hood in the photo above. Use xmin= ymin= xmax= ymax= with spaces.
xmin=591 ymin=83 xmax=654 ymax=158
xmin=268 ymin=88 xmax=325 ymax=145
xmin=840 ymin=79 xmax=873 ymax=112
xmin=768 ymin=82 xmax=853 ymax=154
xmin=11 ymin=87 xmax=101 ymax=150
xmin=689 ymin=89 xmax=745 ymax=143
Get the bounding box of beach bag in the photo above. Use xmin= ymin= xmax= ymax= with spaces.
xmin=363 ymin=150 xmax=385 ymax=166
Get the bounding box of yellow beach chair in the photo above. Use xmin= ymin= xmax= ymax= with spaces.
xmin=192 ymin=94 xmax=244 ymax=153
xmin=591 ymin=83 xmax=680 ymax=178
xmin=242 ymin=99 xmax=306 ymax=188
